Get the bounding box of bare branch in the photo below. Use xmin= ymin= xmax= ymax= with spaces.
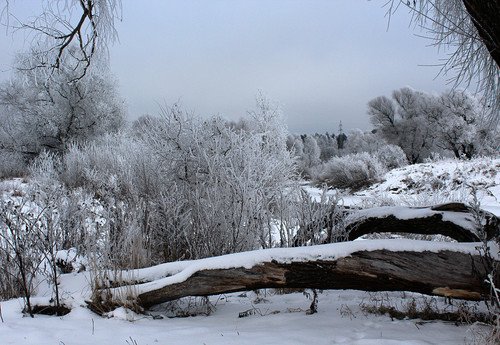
xmin=2 ymin=0 xmax=121 ymax=80
xmin=385 ymin=0 xmax=500 ymax=122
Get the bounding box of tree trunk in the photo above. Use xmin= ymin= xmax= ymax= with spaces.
xmin=114 ymin=248 xmax=496 ymax=309
xmin=346 ymin=213 xmax=479 ymax=242
xmin=462 ymin=0 xmax=500 ymax=68
xmin=346 ymin=203 xmax=499 ymax=242
xmin=294 ymin=203 xmax=499 ymax=245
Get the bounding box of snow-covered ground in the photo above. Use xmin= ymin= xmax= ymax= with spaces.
xmin=306 ymin=157 xmax=500 ymax=216
xmin=0 ymin=286 xmax=488 ymax=345
xmin=0 ymin=156 xmax=498 ymax=345
xmin=365 ymin=157 xmax=500 ymax=216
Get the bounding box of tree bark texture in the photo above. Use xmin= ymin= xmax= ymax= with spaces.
xmin=346 ymin=203 xmax=499 ymax=242
xmin=293 ymin=203 xmax=499 ymax=245
xmin=463 ymin=0 xmax=500 ymax=68
xmin=135 ymin=249 xmax=496 ymax=308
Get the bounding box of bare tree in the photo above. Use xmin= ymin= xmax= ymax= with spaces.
xmin=386 ymin=1 xmax=500 ymax=119
xmin=2 ymin=0 xmax=121 ymax=80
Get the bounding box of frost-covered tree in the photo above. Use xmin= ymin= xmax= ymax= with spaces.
xmin=0 ymin=49 xmax=124 ymax=159
xmin=288 ymin=132 xmax=340 ymax=171
xmin=299 ymin=135 xmax=321 ymax=172
xmin=315 ymin=132 xmax=337 ymax=161
xmin=368 ymin=87 xmax=496 ymax=161
xmin=342 ymin=129 xmax=383 ymax=155
xmin=435 ymin=90 xmax=485 ymax=159
xmin=368 ymin=87 xmax=437 ymax=163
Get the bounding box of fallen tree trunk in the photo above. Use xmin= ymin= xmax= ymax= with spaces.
xmin=100 ymin=241 xmax=499 ymax=310
xmin=136 ymin=251 xmax=493 ymax=308
xmin=345 ymin=203 xmax=499 ymax=242
xmin=346 ymin=213 xmax=475 ymax=241
xmin=293 ymin=203 xmax=499 ymax=245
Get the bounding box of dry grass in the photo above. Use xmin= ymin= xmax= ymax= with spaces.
xmin=359 ymin=293 xmax=494 ymax=325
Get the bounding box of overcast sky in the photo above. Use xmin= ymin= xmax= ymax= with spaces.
xmin=0 ymin=0 xmax=454 ymax=133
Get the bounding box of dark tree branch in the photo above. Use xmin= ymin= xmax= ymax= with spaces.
xmin=462 ymin=0 xmax=500 ymax=69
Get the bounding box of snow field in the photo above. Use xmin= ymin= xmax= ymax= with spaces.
xmin=0 ymin=289 xmax=480 ymax=345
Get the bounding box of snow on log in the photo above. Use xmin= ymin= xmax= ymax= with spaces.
xmin=102 ymin=240 xmax=499 ymax=309
xmin=293 ymin=203 xmax=499 ymax=245
xmin=345 ymin=203 xmax=499 ymax=242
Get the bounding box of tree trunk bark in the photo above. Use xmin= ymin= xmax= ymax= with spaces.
xmin=132 ymin=249 xmax=495 ymax=308
xmin=462 ymin=0 xmax=500 ymax=68
xmin=293 ymin=203 xmax=499 ymax=245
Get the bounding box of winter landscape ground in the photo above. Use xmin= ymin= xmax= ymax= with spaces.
xmin=1 ymin=288 xmax=491 ymax=345
xmin=1 ymin=157 xmax=498 ymax=345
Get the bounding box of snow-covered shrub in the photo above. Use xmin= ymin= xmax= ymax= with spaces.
xmin=0 ymin=151 xmax=27 ymax=178
xmin=0 ymin=198 xmax=30 ymax=301
xmin=0 ymin=166 xmax=98 ymax=313
xmin=375 ymin=144 xmax=408 ymax=170
xmin=28 ymin=151 xmax=61 ymax=182
xmin=142 ymin=98 xmax=297 ymax=259
xmin=25 ymin=97 xmax=297 ymax=268
xmin=0 ymin=194 xmax=55 ymax=315
xmin=312 ymin=152 xmax=385 ymax=190
xmin=58 ymin=135 xmax=162 ymax=268
xmin=28 ymin=152 xmax=106 ymax=257
xmin=293 ymin=188 xmax=348 ymax=245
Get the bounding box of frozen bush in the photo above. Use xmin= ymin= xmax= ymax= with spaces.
xmin=375 ymin=144 xmax=408 ymax=170
xmin=60 ymin=134 xmax=163 ymax=201
xmin=0 ymin=151 xmax=28 ymax=178
xmin=58 ymin=135 xmax=162 ymax=268
xmin=25 ymin=97 xmax=298 ymax=268
xmin=312 ymin=152 xmax=385 ymax=190
xmin=0 ymin=187 xmax=67 ymax=314
xmin=292 ymin=188 xmax=349 ymax=246
xmin=143 ymin=98 xmax=297 ymax=259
